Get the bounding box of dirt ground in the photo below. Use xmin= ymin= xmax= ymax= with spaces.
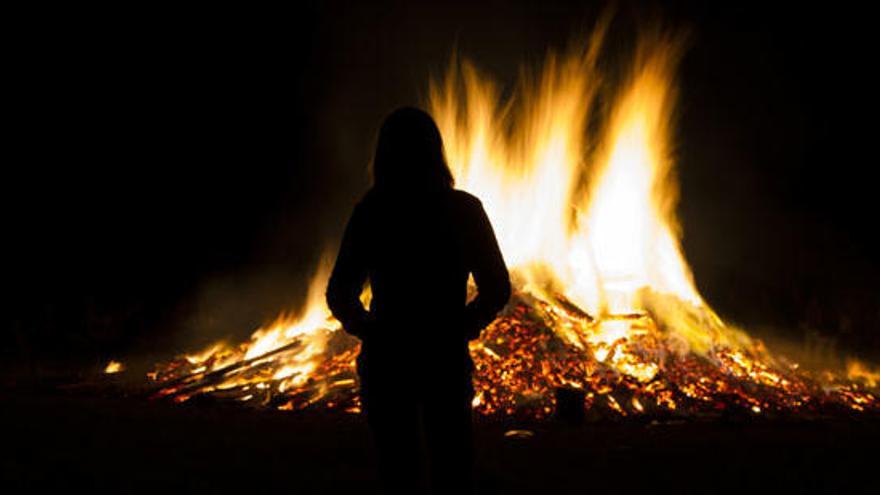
xmin=3 ymin=382 xmax=878 ymax=495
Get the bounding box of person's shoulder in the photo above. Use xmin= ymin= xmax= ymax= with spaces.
xmin=448 ymin=189 xmax=484 ymax=210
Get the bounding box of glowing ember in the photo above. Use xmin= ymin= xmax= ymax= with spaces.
xmin=104 ymin=360 xmax=125 ymax=374
xmin=145 ymin=26 xmax=878 ymax=418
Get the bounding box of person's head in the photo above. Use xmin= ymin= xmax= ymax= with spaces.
xmin=371 ymin=107 xmax=454 ymax=192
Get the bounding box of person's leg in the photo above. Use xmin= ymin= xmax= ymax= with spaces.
xmin=422 ymin=380 xmax=474 ymax=495
xmin=363 ymin=386 xmax=422 ymax=494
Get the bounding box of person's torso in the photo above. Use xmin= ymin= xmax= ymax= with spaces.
xmin=355 ymin=188 xmax=476 ymax=365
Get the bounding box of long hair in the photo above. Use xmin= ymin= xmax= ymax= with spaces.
xmin=371 ymin=107 xmax=454 ymax=192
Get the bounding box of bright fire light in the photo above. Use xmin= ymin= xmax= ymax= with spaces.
xmin=145 ymin=24 xmax=878 ymax=418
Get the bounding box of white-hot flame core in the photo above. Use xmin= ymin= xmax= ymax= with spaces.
xmin=582 ymin=43 xmax=704 ymax=315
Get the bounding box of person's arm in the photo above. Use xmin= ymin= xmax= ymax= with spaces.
xmin=326 ymin=204 xmax=371 ymax=338
xmin=463 ymin=199 xmax=511 ymax=340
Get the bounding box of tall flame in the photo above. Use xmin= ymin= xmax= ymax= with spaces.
xmin=429 ymin=30 xmax=747 ymax=355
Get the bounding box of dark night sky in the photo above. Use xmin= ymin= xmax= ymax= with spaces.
xmin=7 ymin=1 xmax=879 ymax=367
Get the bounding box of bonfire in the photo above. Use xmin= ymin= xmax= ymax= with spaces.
xmin=141 ymin=24 xmax=879 ymax=420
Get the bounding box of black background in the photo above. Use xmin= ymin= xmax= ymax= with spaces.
xmin=7 ymin=0 xmax=879 ymax=372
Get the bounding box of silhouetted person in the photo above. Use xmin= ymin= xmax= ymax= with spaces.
xmin=326 ymin=107 xmax=511 ymax=494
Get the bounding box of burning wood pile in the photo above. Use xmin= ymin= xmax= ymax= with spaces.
xmin=142 ymin=25 xmax=879 ymax=420
xmin=469 ymin=292 xmax=878 ymax=418
xmin=146 ymin=287 xmax=878 ymax=419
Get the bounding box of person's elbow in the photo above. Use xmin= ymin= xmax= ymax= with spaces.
xmin=325 ymin=278 xmax=345 ymax=321
xmin=492 ymin=272 xmax=512 ymax=314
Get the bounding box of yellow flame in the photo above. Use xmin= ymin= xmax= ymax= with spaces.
xmin=244 ymin=272 xmax=337 ymax=361
xmin=582 ymin=36 xmax=696 ymax=312
xmin=184 ymin=343 xmax=226 ymax=365
xmin=157 ymin=259 xmax=346 ymax=397
xmin=847 ymin=359 xmax=880 ymax=388
xmin=430 ymin=30 xmax=750 ymax=356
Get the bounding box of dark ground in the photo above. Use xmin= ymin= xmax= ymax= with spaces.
xmin=3 ymin=378 xmax=879 ymax=495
